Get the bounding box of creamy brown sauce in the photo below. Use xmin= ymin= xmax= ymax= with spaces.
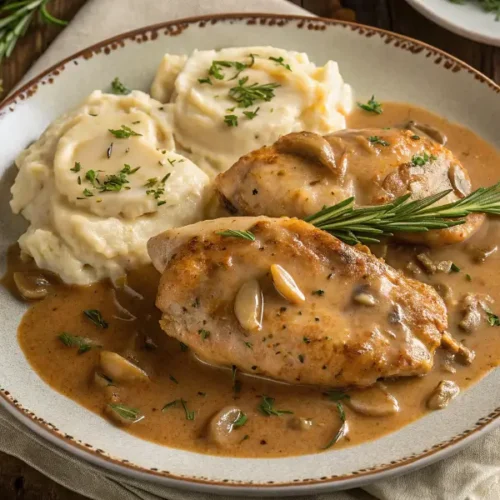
xmin=4 ymin=102 xmax=500 ymax=458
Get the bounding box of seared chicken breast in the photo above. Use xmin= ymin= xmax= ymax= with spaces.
xmin=215 ymin=128 xmax=483 ymax=246
xmin=148 ymin=217 xmax=447 ymax=388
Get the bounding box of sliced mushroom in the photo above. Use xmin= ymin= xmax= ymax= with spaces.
xmin=288 ymin=417 xmax=313 ymax=431
xmin=13 ymin=271 xmax=52 ymax=300
xmin=99 ymin=351 xmax=149 ymax=383
xmin=234 ymin=279 xmax=264 ymax=331
xmin=441 ymin=332 xmax=476 ymax=365
xmin=427 ymin=380 xmax=460 ymax=410
xmin=405 ymin=261 xmax=422 ymax=277
xmin=448 ymin=164 xmax=471 ymax=197
xmin=207 ymin=406 xmax=247 ymax=448
xmin=405 ymin=120 xmax=447 ymax=145
xmin=346 ymin=383 xmax=400 ymax=417
xmin=433 ymin=283 xmax=457 ymax=307
xmin=466 ymin=244 xmax=498 ymax=263
xmin=459 ymin=293 xmax=493 ymax=332
xmin=416 ymin=253 xmax=452 ymax=274
xmin=270 ymin=264 xmax=305 ymax=304
xmin=274 ymin=131 xmax=337 ymax=174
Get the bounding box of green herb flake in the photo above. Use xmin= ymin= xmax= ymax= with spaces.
xmin=466 ymin=274 xmax=472 ymax=281
xmin=298 ymin=354 xmax=305 ymax=363
xmin=83 ymin=188 xmax=94 ymax=197
xmin=224 ymin=114 xmax=238 ymax=127
xmin=450 ymin=263 xmax=461 ymax=273
xmin=216 ymin=229 xmax=255 ymax=241
xmin=357 ymin=95 xmax=382 ymax=114
xmin=487 ymin=311 xmax=500 ymax=326
xmin=269 ymin=56 xmax=291 ymax=70
xmin=83 ymin=309 xmax=108 ymax=329
xmin=229 ymin=76 xmax=280 ymax=108
xmin=108 ymin=403 xmax=141 ymax=421
xmin=198 ymin=77 xmax=212 ymax=85
xmin=70 ymin=162 xmax=81 ymax=173
xmin=326 ymin=390 xmax=350 ymax=401
xmin=303 ymin=336 xmax=311 ymax=344
xmin=58 ymin=332 xmax=99 ymax=354
xmin=233 ymin=411 xmax=248 ymax=428
xmin=169 ymin=374 xmax=179 ymax=384
xmin=198 ymin=329 xmax=210 ymax=340
xmin=411 ymin=152 xmax=437 ymax=166
xmin=180 ymin=342 xmax=189 ymax=352
xmin=111 ymin=77 xmax=131 ymax=95
xmin=258 ymin=396 xmax=293 ymax=417
xmin=243 ymin=107 xmax=260 ymax=120
xmin=411 ymin=134 xmax=420 ymax=140
xmin=244 ymin=341 xmax=253 ymax=349
xmin=322 ymin=401 xmax=347 ymax=449
xmin=368 ymin=136 xmax=390 ymax=146
xmin=108 ymin=125 xmax=142 ymax=139
xmin=312 ymin=289 xmax=325 ymax=296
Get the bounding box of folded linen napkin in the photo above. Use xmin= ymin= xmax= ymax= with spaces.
xmin=3 ymin=0 xmax=499 ymax=498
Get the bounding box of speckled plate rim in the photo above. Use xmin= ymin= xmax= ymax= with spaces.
xmin=0 ymin=13 xmax=499 ymax=496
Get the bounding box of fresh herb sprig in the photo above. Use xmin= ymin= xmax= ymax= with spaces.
xmin=258 ymin=396 xmax=293 ymax=417
xmin=108 ymin=403 xmax=142 ymax=422
xmin=357 ymin=95 xmax=382 ymax=114
xmin=0 ymin=0 xmax=67 ymax=64
xmin=110 ymin=77 xmax=131 ymax=95
xmin=58 ymin=333 xmax=100 ymax=354
xmin=216 ymin=229 xmax=256 ymax=241
xmin=449 ymin=0 xmax=500 ymax=20
xmin=229 ymin=76 xmax=280 ymax=108
xmin=306 ymin=182 xmax=500 ymax=245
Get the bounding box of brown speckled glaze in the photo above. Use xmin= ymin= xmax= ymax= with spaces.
xmin=0 ymin=13 xmax=499 ymax=493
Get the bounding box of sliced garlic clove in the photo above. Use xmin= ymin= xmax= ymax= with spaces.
xmin=270 ymin=264 xmax=305 ymax=304
xmin=346 ymin=383 xmax=400 ymax=417
xmin=99 ymin=351 xmax=149 ymax=383
xmin=234 ymin=279 xmax=264 ymax=331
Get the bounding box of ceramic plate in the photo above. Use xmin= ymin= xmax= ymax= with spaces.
xmin=406 ymin=0 xmax=500 ymax=46
xmin=0 ymin=14 xmax=499 ymax=496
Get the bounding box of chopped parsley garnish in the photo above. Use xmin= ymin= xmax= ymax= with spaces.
xmin=110 ymin=77 xmax=131 ymax=95
xmin=298 ymin=354 xmax=305 ymax=363
xmin=161 ymin=399 xmax=195 ymax=420
xmin=412 ymin=152 xmax=437 ymax=166
xmin=198 ymin=77 xmax=212 ymax=85
xmin=198 ymin=329 xmax=210 ymax=340
xmin=167 ymin=158 xmax=176 ymax=167
xmin=487 ymin=311 xmax=500 ymax=326
xmin=269 ymin=56 xmax=291 ymax=70
xmin=145 ymin=174 xmax=170 ymax=203
xmin=180 ymin=341 xmax=189 ymax=352
xmin=357 ymin=95 xmax=382 ymax=114
xmin=244 ymin=341 xmax=253 ymax=349
xmin=368 ymin=136 xmax=389 ymax=146
xmin=121 ymin=164 xmax=141 ymax=175
xmin=169 ymin=374 xmax=179 ymax=384
xmin=258 ymin=396 xmax=293 ymax=417
xmin=208 ymin=55 xmax=255 ymax=81
xmin=411 ymin=134 xmax=420 ymax=140
xmin=252 ymin=188 xmax=259 ymax=195
xmin=303 ymin=336 xmax=311 ymax=344
xmin=216 ymin=229 xmax=255 ymax=241
xmin=322 ymin=401 xmax=347 ymax=449
xmin=466 ymin=274 xmax=472 ymax=281
xmin=241 ymin=434 xmax=250 ymax=442
xmin=108 ymin=403 xmax=141 ymax=421
xmin=312 ymin=289 xmax=325 ymax=296
xmin=243 ymin=107 xmax=260 ymax=120
xmin=70 ymin=162 xmax=81 ymax=173
xmin=326 ymin=390 xmax=350 ymax=401
xmin=108 ymin=125 xmax=142 ymax=139
xmin=229 ymin=76 xmax=280 ymax=108
xmin=224 ymin=114 xmax=238 ymax=127
xmin=83 ymin=309 xmax=108 ymax=329
xmin=58 ymin=333 xmax=99 ymax=354
xmin=450 ymin=263 xmax=461 ymax=273
xmin=233 ymin=411 xmax=248 ymax=428
xmin=83 ymin=188 xmax=94 ymax=197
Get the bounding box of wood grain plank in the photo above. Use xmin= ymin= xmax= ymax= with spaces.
xmin=0 ymin=0 xmax=87 ymax=100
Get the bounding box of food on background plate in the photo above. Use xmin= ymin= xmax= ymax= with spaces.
xmin=151 ymin=47 xmax=353 ymax=174
xmin=215 ymin=127 xmax=483 ymax=246
xmin=10 ymin=90 xmax=209 ymax=285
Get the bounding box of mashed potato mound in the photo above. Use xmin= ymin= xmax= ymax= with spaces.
xmin=151 ymin=46 xmax=353 ymax=175
xmin=11 ymin=90 xmax=209 ymax=285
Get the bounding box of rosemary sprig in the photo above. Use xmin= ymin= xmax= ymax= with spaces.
xmin=0 ymin=0 xmax=67 ymax=64
xmin=306 ymin=182 xmax=500 ymax=245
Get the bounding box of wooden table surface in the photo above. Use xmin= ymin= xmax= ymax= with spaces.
xmin=0 ymin=0 xmax=499 ymax=498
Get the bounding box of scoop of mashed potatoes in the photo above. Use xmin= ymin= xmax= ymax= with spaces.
xmin=11 ymin=90 xmax=209 ymax=285
xmin=151 ymin=46 xmax=353 ymax=175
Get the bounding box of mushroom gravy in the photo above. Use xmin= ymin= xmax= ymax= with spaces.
xmin=4 ymin=102 xmax=500 ymax=458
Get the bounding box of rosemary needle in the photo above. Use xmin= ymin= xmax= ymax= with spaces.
xmin=306 ymin=182 xmax=500 ymax=245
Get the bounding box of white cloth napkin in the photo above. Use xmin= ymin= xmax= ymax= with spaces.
xmin=4 ymin=0 xmax=500 ymax=498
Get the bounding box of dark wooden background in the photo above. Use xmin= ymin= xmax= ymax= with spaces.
xmin=0 ymin=0 xmax=499 ymax=498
